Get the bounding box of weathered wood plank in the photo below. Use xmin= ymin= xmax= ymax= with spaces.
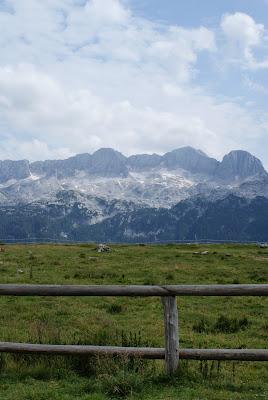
xmin=0 ymin=342 xmax=164 ymax=358
xmin=0 ymin=284 xmax=267 ymax=296
xmin=180 ymin=349 xmax=268 ymax=361
xmin=0 ymin=343 xmax=267 ymax=361
xmin=162 ymin=296 xmax=179 ymax=374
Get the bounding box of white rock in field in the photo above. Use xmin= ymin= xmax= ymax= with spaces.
xmin=95 ymin=244 xmax=111 ymax=253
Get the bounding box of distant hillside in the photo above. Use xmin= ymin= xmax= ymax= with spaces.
xmin=0 ymin=194 xmax=267 ymax=242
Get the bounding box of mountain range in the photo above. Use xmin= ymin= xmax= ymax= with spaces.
xmin=0 ymin=146 xmax=268 ymax=242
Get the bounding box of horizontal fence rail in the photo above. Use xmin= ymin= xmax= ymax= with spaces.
xmin=0 ymin=284 xmax=268 ymax=296
xmin=1 ymin=343 xmax=268 ymax=361
xmin=0 ymin=284 xmax=267 ymax=375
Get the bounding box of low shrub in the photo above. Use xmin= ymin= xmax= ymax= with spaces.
xmin=0 ymin=354 xmax=5 ymax=372
xmin=192 ymin=318 xmax=210 ymax=333
xmin=107 ymin=303 xmax=123 ymax=314
xmin=213 ymin=315 xmax=249 ymax=334
xmin=165 ymin=273 xmax=174 ymax=281
xmin=193 ymin=315 xmax=249 ymax=334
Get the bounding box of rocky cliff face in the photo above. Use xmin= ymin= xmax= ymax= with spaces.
xmin=163 ymin=146 xmax=219 ymax=175
xmin=215 ymin=150 xmax=267 ymax=182
xmin=127 ymin=153 xmax=162 ymax=171
xmin=30 ymin=148 xmax=128 ymax=178
xmin=1 ymin=147 xmax=267 ymax=185
xmin=88 ymin=148 xmax=128 ymax=177
xmin=30 ymin=153 xmax=92 ymax=178
xmin=0 ymin=160 xmax=30 ymax=183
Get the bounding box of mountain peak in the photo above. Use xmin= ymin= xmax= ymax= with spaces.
xmin=163 ymin=146 xmax=218 ymax=175
xmin=92 ymin=147 xmax=125 ymax=157
xmin=90 ymin=148 xmax=127 ymax=177
xmin=175 ymin=146 xmax=207 ymax=156
xmin=216 ymin=150 xmax=267 ymax=182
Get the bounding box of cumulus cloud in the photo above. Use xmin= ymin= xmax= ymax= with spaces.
xmin=0 ymin=63 xmax=266 ymax=162
xmin=0 ymin=2 xmax=267 ymax=163
xmin=221 ymin=12 xmax=264 ymax=48
xmin=0 ymin=137 xmax=71 ymax=161
xmin=221 ymin=12 xmax=268 ymax=69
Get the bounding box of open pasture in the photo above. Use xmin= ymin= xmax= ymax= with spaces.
xmin=0 ymin=243 xmax=267 ymax=399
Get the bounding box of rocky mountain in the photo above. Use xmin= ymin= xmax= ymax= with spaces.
xmin=215 ymin=150 xmax=267 ymax=183
xmin=0 ymin=146 xmax=267 ymax=242
xmin=163 ymin=147 xmax=219 ymax=175
xmin=30 ymin=148 xmax=128 ymax=179
xmin=127 ymin=153 xmax=162 ymax=171
xmin=1 ymin=146 xmax=266 ymax=186
xmin=0 ymin=160 xmax=30 ymax=183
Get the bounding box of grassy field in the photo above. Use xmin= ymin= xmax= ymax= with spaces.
xmin=0 ymin=243 xmax=267 ymax=399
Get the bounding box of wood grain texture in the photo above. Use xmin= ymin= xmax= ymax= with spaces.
xmin=0 ymin=343 xmax=267 ymax=361
xmin=162 ymin=296 xmax=179 ymax=374
xmin=0 ymin=342 xmax=164 ymax=358
xmin=0 ymin=284 xmax=267 ymax=296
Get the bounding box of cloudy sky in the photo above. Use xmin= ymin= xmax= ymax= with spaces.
xmin=0 ymin=0 xmax=268 ymax=165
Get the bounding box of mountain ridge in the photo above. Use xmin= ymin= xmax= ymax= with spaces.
xmin=0 ymin=146 xmax=267 ymax=242
xmin=0 ymin=147 xmax=267 ymax=183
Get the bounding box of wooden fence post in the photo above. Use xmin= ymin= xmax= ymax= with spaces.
xmin=162 ymin=296 xmax=179 ymax=375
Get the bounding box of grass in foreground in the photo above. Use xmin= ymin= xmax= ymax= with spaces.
xmin=0 ymin=243 xmax=267 ymax=399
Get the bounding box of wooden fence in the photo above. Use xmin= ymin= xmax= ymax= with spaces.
xmin=0 ymin=284 xmax=268 ymax=375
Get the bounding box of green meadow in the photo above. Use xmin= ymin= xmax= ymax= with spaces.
xmin=0 ymin=243 xmax=267 ymax=399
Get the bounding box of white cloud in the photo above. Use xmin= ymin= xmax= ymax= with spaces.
xmin=0 ymin=137 xmax=71 ymax=161
xmin=221 ymin=12 xmax=268 ymax=69
xmin=221 ymin=12 xmax=263 ymax=48
xmin=84 ymin=0 xmax=130 ymax=23
xmin=0 ymin=63 xmax=266 ymax=163
xmin=0 ymin=2 xmax=267 ymax=163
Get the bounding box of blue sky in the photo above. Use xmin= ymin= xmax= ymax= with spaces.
xmin=132 ymin=0 xmax=268 ymax=111
xmin=0 ymin=0 xmax=268 ymax=166
xmin=131 ymin=0 xmax=268 ymax=27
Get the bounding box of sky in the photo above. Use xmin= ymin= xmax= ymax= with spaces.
xmin=0 ymin=0 xmax=268 ymax=166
